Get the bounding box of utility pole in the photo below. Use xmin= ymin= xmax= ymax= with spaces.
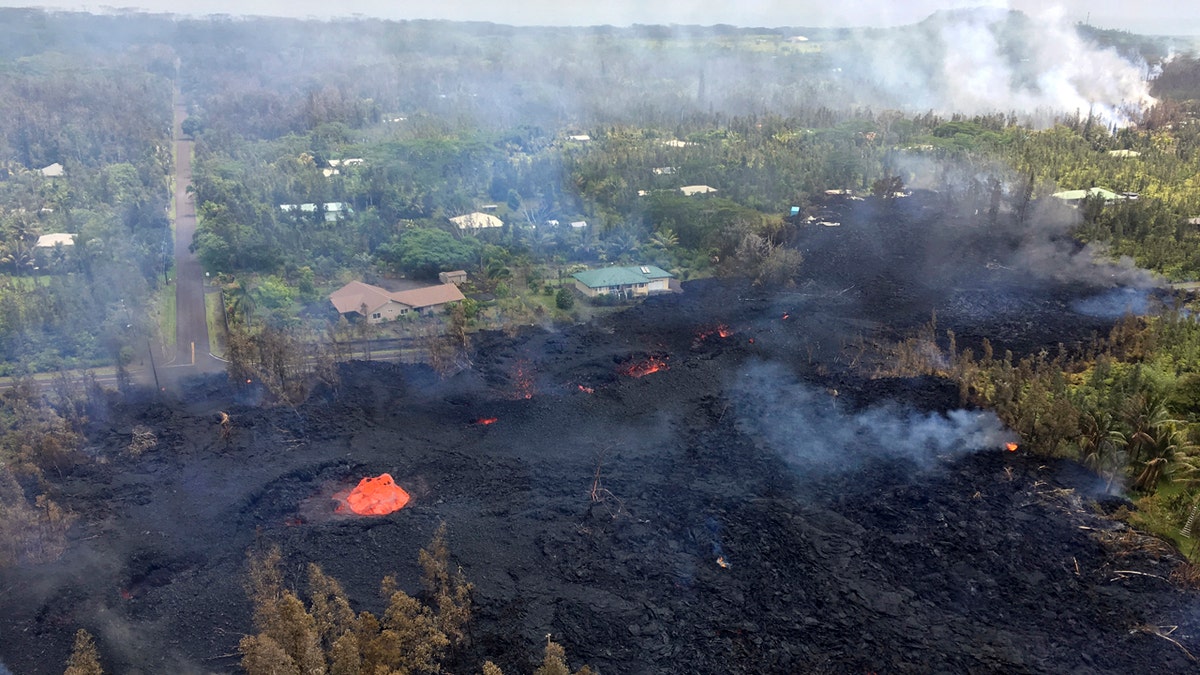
xmin=147 ymin=338 xmax=160 ymax=391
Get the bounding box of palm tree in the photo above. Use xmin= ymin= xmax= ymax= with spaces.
xmin=1122 ymin=392 xmax=1176 ymax=464
xmin=648 ymin=228 xmax=679 ymax=252
xmin=226 ymin=280 xmax=256 ymax=328
xmin=1079 ymin=410 xmax=1128 ymax=491
xmin=1121 ymin=393 xmax=1194 ymax=492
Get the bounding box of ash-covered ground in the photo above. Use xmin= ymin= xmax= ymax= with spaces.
xmin=2 ymin=193 xmax=1198 ymax=674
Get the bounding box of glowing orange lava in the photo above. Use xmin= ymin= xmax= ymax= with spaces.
xmin=512 ymin=359 xmax=536 ymax=399
xmin=695 ymin=324 xmax=734 ymax=343
xmin=577 ymin=384 xmax=595 ymax=394
xmin=716 ymin=556 xmax=730 ymax=569
xmin=620 ymin=356 xmax=669 ymax=378
xmin=334 ymin=474 xmax=410 ymax=516
xmin=1005 ymin=442 xmax=1018 ymax=452
xmin=475 ymin=417 xmax=498 ymax=425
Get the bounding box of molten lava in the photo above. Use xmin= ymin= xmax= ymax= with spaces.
xmin=1006 ymin=442 xmax=1019 ymax=452
xmin=475 ymin=417 xmax=498 ymax=425
xmin=334 ymin=474 xmax=410 ymax=516
xmin=620 ymin=356 xmax=669 ymax=378
xmin=577 ymin=384 xmax=595 ymax=394
xmin=694 ymin=323 xmax=734 ymax=344
xmin=512 ymin=359 xmax=536 ymax=399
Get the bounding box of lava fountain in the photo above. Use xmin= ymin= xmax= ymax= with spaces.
xmin=334 ymin=474 xmax=411 ymax=516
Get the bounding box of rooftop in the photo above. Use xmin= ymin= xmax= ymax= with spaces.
xmin=330 ymin=280 xmax=465 ymax=314
xmin=35 ymin=233 xmax=75 ymax=247
xmin=450 ymin=212 xmax=504 ymax=229
xmin=1051 ymin=187 xmax=1120 ymax=202
xmin=572 ymin=265 xmax=672 ymax=289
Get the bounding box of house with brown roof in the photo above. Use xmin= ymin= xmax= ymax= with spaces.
xmin=329 ymin=280 xmax=465 ymax=323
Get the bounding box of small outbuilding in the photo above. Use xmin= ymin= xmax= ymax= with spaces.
xmin=438 ymin=270 xmax=468 ymax=285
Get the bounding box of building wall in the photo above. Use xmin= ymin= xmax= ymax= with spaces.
xmin=575 ymin=278 xmax=669 ymax=298
xmin=574 ymin=279 xmax=602 ymax=297
xmin=647 ymin=278 xmax=670 ymax=293
xmin=367 ymin=301 xmax=411 ymax=324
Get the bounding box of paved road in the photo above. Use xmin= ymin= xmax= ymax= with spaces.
xmin=169 ymin=91 xmax=225 ymax=378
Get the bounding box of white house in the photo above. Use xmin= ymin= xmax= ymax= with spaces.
xmin=35 ymin=233 xmax=75 ymax=247
xmin=279 ymin=202 xmax=351 ymax=222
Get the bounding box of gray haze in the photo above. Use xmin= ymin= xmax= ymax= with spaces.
xmin=829 ymin=7 xmax=1156 ymax=126
xmin=5 ymin=0 xmax=1198 ymax=35
xmin=733 ymin=362 xmax=1016 ymax=471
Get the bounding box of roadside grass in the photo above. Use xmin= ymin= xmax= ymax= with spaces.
xmin=206 ymin=288 xmax=227 ymax=359
xmin=159 ymin=288 xmax=176 ymax=348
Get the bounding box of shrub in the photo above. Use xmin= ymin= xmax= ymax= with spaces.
xmin=554 ymin=287 xmax=575 ymax=311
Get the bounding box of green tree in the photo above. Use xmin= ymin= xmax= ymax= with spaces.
xmin=555 ymin=287 xmax=575 ymax=311
xmin=378 ymin=228 xmax=478 ymax=280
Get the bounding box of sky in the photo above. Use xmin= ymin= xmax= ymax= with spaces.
xmin=1 ymin=0 xmax=1196 ymax=35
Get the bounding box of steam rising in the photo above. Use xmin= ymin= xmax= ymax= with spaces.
xmin=833 ymin=7 xmax=1154 ymax=126
xmin=733 ymin=362 xmax=1015 ymax=469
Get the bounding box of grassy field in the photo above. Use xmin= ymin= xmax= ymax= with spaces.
xmin=1 ymin=274 xmax=54 ymax=290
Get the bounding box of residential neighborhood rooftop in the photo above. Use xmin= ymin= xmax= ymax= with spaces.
xmin=329 ymin=280 xmax=465 ymax=316
xmin=35 ymin=233 xmax=75 ymax=247
xmin=572 ymin=265 xmax=672 ymax=289
xmin=450 ymin=212 xmax=504 ymax=229
xmin=1051 ymin=187 xmax=1121 ymax=201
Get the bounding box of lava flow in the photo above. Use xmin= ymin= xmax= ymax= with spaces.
xmin=619 ymin=356 xmax=669 ymax=378
xmin=334 ymin=474 xmax=411 ymax=516
xmin=694 ymin=323 xmax=734 ymax=345
xmin=512 ymin=359 xmax=536 ymax=399
xmin=1006 ymin=443 xmax=1019 ymax=452
xmin=475 ymin=417 xmax=498 ymax=425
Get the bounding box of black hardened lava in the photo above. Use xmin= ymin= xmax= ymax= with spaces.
xmin=1 ymin=194 xmax=1195 ymax=674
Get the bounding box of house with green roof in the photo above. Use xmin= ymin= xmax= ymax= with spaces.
xmin=1050 ymin=187 xmax=1121 ymax=204
xmin=572 ymin=265 xmax=673 ymax=299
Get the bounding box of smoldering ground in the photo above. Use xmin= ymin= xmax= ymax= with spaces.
xmin=732 ymin=360 xmax=1015 ymax=471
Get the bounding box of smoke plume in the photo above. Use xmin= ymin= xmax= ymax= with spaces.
xmin=831 ymin=6 xmax=1155 ymax=127
xmin=732 ymin=361 xmax=1015 ymax=470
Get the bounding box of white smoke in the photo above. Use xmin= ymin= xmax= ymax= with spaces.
xmin=834 ymin=6 xmax=1155 ymax=127
xmin=733 ymin=361 xmax=1016 ymax=470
